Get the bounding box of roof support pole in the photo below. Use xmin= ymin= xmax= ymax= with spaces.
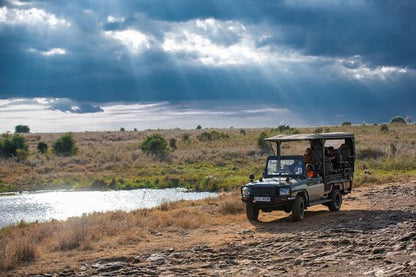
xmin=276 ymin=141 xmax=281 ymax=156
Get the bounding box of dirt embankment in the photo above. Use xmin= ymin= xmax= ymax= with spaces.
xmin=19 ymin=181 xmax=416 ymax=276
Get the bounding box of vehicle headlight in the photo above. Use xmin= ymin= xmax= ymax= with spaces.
xmin=279 ymin=187 xmax=290 ymax=196
xmin=242 ymin=186 xmax=251 ymax=196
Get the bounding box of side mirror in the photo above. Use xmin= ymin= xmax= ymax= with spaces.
xmin=249 ymin=173 xmax=255 ymax=182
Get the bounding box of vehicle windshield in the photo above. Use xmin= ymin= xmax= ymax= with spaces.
xmin=266 ymin=156 xmax=304 ymax=177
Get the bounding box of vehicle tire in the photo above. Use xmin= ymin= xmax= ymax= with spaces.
xmin=291 ymin=196 xmax=305 ymax=221
xmin=246 ymin=204 xmax=259 ymax=220
xmin=328 ymin=188 xmax=342 ymax=211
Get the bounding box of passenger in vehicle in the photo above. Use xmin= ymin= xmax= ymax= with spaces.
xmin=303 ymin=147 xmax=317 ymax=164
xmin=326 ymin=146 xmax=339 ymax=169
xmin=306 ymin=164 xmax=314 ymax=178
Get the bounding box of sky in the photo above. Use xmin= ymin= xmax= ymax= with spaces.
xmin=0 ymin=0 xmax=415 ymax=132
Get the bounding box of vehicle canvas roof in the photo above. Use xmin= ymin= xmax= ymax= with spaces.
xmin=264 ymin=132 xmax=354 ymax=142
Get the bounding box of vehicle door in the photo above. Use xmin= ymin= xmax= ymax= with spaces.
xmin=306 ymin=177 xmax=324 ymax=201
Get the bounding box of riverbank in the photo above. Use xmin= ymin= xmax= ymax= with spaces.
xmin=1 ymin=124 xmax=416 ymax=193
xmin=2 ymin=180 xmax=415 ymax=276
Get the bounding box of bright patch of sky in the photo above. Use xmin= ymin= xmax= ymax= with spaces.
xmin=0 ymin=98 xmax=305 ymax=133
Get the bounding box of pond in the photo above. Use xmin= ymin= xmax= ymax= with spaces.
xmin=0 ymin=188 xmax=217 ymax=228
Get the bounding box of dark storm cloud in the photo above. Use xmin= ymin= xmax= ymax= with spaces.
xmin=0 ymin=0 xmax=415 ymax=124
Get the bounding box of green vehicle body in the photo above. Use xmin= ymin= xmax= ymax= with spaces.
xmin=241 ymin=132 xmax=355 ymax=221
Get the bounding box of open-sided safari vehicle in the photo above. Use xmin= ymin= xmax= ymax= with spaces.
xmin=241 ymin=132 xmax=355 ymax=221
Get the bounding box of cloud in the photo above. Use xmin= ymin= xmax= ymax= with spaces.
xmin=103 ymin=29 xmax=152 ymax=54
xmin=28 ymin=47 xmax=67 ymax=56
xmin=0 ymin=0 xmax=415 ymax=127
xmin=0 ymin=6 xmax=70 ymax=28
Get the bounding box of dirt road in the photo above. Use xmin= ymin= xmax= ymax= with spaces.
xmin=28 ymin=181 xmax=416 ymax=276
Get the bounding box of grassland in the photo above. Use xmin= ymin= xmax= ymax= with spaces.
xmin=1 ymin=124 xmax=416 ymax=272
xmin=1 ymin=124 xmax=416 ymax=193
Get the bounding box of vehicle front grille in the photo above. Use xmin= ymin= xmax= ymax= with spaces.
xmin=251 ymin=187 xmax=276 ymax=196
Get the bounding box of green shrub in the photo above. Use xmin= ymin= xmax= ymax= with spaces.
xmin=341 ymin=122 xmax=352 ymax=126
xmin=37 ymin=141 xmax=48 ymax=154
xmin=390 ymin=116 xmax=406 ymax=125
xmin=277 ymin=124 xmax=291 ymax=132
xmin=0 ymin=134 xmax=28 ymax=158
xmin=16 ymin=149 xmax=28 ymax=161
xmin=196 ymin=125 xmax=202 ymax=130
xmin=257 ymin=132 xmax=268 ymax=151
xmin=14 ymin=125 xmax=30 ymax=133
xmin=197 ymin=131 xmax=229 ymax=142
xmin=141 ymin=134 xmax=168 ymax=156
xmin=169 ymin=138 xmax=177 ymax=150
xmin=53 ymin=133 xmax=78 ymax=157
xmin=120 ymin=127 xmax=125 ymax=132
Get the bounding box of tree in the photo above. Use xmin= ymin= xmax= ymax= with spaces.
xmin=341 ymin=122 xmax=351 ymax=126
xmin=257 ymin=132 xmax=269 ymax=152
xmin=15 ymin=125 xmax=30 ymax=133
xmin=141 ymin=134 xmax=168 ymax=156
xmin=53 ymin=133 xmax=78 ymax=157
xmin=390 ymin=116 xmax=406 ymax=125
xmin=196 ymin=125 xmax=202 ymax=130
xmin=0 ymin=134 xmax=28 ymax=158
xmin=120 ymin=127 xmax=125 ymax=131
xmin=37 ymin=141 xmax=48 ymax=154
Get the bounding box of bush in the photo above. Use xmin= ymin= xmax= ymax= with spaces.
xmin=169 ymin=138 xmax=177 ymax=150
xmin=277 ymin=124 xmax=291 ymax=132
xmin=16 ymin=149 xmax=28 ymax=161
xmin=196 ymin=125 xmax=202 ymax=130
xmin=314 ymin=127 xmax=323 ymax=133
xmin=240 ymin=129 xmax=246 ymax=135
xmin=141 ymin=134 xmax=168 ymax=156
xmin=197 ymin=131 xmax=229 ymax=142
xmin=53 ymin=133 xmax=78 ymax=157
xmin=380 ymin=124 xmax=389 ymax=133
xmin=0 ymin=134 xmax=28 ymax=158
xmin=390 ymin=116 xmax=406 ymax=125
xmin=14 ymin=125 xmax=30 ymax=133
xmin=181 ymin=133 xmax=191 ymax=145
xmin=257 ymin=132 xmax=269 ymax=151
xmin=342 ymin=122 xmax=351 ymax=126
xmin=120 ymin=127 xmax=125 ymax=131
xmin=37 ymin=141 xmax=48 ymax=154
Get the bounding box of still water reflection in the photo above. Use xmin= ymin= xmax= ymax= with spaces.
xmin=0 ymin=189 xmax=217 ymax=228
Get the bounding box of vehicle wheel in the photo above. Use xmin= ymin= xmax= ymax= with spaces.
xmin=291 ymin=196 xmax=305 ymax=221
xmin=328 ymin=188 xmax=342 ymax=211
xmin=246 ymin=204 xmax=259 ymax=220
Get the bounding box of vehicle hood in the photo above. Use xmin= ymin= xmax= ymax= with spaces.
xmin=246 ymin=177 xmax=300 ymax=187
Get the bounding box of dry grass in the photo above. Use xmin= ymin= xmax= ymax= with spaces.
xmin=2 ymin=125 xmax=415 ymax=192
xmin=0 ymin=233 xmax=36 ymax=270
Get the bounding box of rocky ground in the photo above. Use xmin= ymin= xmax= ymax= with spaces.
xmin=26 ymin=181 xmax=416 ymax=276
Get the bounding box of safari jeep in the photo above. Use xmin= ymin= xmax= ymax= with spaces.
xmin=241 ymin=132 xmax=355 ymax=221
